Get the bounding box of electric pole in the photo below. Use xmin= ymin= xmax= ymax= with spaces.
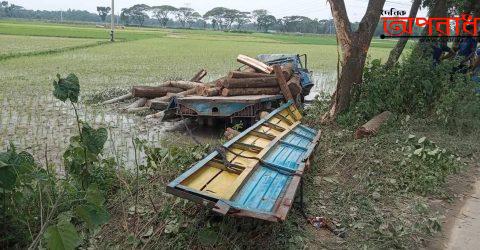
xmin=110 ymin=0 xmax=115 ymax=42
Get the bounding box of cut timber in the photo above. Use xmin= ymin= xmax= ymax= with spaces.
xmin=162 ymin=81 xmax=204 ymax=90
xmin=237 ymin=54 xmax=274 ymax=74
xmin=190 ymin=69 xmax=207 ymax=82
xmin=146 ymin=111 xmax=165 ymax=119
xmin=273 ymin=65 xmax=294 ymax=102
xmin=147 ymin=99 xmax=169 ymax=110
xmin=241 ymin=66 xmax=258 ymax=73
xmin=202 ymin=87 xmax=221 ymax=97
xmin=222 ymin=87 xmax=280 ymax=96
xmin=124 ymin=98 xmax=147 ymax=111
xmin=131 ymin=86 xmax=183 ymax=98
xmin=287 ymin=75 xmax=302 ymax=97
xmin=154 ymin=88 xmax=198 ymax=103
xmin=228 ymin=71 xmax=272 ymax=79
xmin=354 ymin=111 xmax=392 ymax=139
xmin=195 ymin=85 xmax=209 ymax=96
xmin=223 ymin=77 xmax=278 ymax=88
xmin=101 ymin=93 xmax=132 ymax=105
xmin=281 ymin=63 xmax=293 ymax=81
xmin=126 ymin=107 xmax=149 ymax=113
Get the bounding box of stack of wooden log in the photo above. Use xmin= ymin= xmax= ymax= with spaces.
xmin=102 ymin=54 xmax=303 ymax=116
xmin=195 ymin=54 xmax=302 ymax=100
xmin=101 ymin=69 xmax=208 ymax=113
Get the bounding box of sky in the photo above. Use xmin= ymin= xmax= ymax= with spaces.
xmin=10 ymin=0 xmax=427 ymax=22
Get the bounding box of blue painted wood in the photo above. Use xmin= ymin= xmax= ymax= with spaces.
xmin=230 ymin=122 xmax=318 ymax=213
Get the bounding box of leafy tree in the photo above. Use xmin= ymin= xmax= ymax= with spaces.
xmin=257 ymin=14 xmax=277 ymax=32
xmin=96 ymin=6 xmax=111 ymax=22
xmin=129 ymin=4 xmax=150 ymax=26
xmin=251 ymin=9 xmax=268 ymax=30
xmin=235 ymin=11 xmax=250 ymax=30
xmin=175 ymin=7 xmax=194 ymax=28
xmin=120 ymin=8 xmax=131 ymax=25
xmin=150 ymin=5 xmax=177 ymax=27
xmin=204 ymin=7 xmax=230 ymax=30
xmin=4 ymin=3 xmax=23 ymax=17
xmin=188 ymin=12 xmax=202 ymax=28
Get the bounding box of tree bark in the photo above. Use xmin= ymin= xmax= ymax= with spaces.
xmin=131 ymin=86 xmax=183 ymax=98
xmin=323 ymin=0 xmax=386 ymax=122
xmin=385 ymin=0 xmax=422 ymax=68
xmin=354 ymin=111 xmax=392 ymax=139
xmin=273 ymin=65 xmax=294 ymax=102
xmin=190 ymin=69 xmax=207 ymax=82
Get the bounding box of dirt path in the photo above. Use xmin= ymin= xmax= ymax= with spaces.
xmin=445 ymin=178 xmax=480 ymax=250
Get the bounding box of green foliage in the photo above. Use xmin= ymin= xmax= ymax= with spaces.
xmin=53 ymin=73 xmax=80 ymax=103
xmin=398 ymin=135 xmax=463 ymax=195
xmin=74 ymin=185 xmax=110 ymax=229
xmin=0 ymin=143 xmax=34 ymax=190
xmin=45 ymin=220 xmax=81 ymax=250
xmin=340 ymin=48 xmax=480 ymax=134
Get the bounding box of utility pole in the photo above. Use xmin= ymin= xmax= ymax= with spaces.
xmin=110 ymin=0 xmax=115 ymax=42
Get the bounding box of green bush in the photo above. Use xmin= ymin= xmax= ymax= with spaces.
xmin=340 ymin=47 xmax=480 ymax=133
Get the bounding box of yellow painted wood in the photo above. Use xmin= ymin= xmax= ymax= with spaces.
xmin=203 ymin=171 xmax=239 ymax=197
xmin=181 ymin=104 xmax=305 ymax=201
xmin=182 ymin=166 xmax=222 ymax=190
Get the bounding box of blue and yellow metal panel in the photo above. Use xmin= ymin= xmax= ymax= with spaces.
xmin=166 ymin=101 xmax=321 ymax=222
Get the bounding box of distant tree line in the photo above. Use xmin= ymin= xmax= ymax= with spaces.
xmin=0 ymin=1 xmax=99 ymax=22
xmin=0 ymin=1 xmax=348 ymax=35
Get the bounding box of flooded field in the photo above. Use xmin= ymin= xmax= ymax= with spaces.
xmin=0 ymin=72 xmax=336 ymax=168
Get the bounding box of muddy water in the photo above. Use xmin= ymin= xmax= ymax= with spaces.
xmin=0 ymin=72 xmax=336 ymax=169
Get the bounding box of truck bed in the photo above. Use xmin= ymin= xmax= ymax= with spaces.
xmin=179 ymin=95 xmax=283 ymax=104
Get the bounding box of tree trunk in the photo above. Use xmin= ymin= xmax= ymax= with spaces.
xmin=385 ymin=0 xmax=422 ymax=68
xmin=323 ymin=0 xmax=386 ymax=122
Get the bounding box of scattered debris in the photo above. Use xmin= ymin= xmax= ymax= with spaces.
xmin=224 ymin=127 xmax=240 ymax=140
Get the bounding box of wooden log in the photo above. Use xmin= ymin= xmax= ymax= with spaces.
xmin=126 ymin=107 xmax=149 ymax=113
xmin=287 ymin=75 xmax=302 ymax=97
xmin=354 ymin=111 xmax=392 ymax=139
xmin=273 ymin=65 xmax=294 ymax=102
xmin=162 ymin=81 xmax=204 ymax=90
xmin=281 ymin=63 xmax=294 ymax=81
xmin=131 ymin=86 xmax=183 ymax=98
xmin=146 ymin=99 xmax=169 ymax=110
xmin=190 ymin=69 xmax=207 ymax=82
xmin=154 ymin=88 xmax=198 ymax=103
xmin=202 ymin=87 xmax=221 ymax=97
xmin=221 ymin=87 xmax=280 ymax=96
xmin=146 ymin=111 xmax=165 ymax=119
xmin=214 ymin=78 xmax=227 ymax=88
xmin=228 ymin=71 xmax=273 ymax=79
xmin=223 ymin=77 xmax=278 ymax=88
xmin=195 ymin=85 xmax=209 ymax=96
xmin=123 ymin=98 xmax=147 ymax=111
xmin=237 ymin=54 xmax=274 ymax=74
xmin=241 ymin=66 xmax=258 ymax=73
xmin=101 ymin=93 xmax=133 ymax=105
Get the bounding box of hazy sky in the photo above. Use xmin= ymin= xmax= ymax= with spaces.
xmin=10 ymin=0 xmax=427 ymax=21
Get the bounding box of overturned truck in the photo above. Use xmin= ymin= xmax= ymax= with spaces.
xmin=171 ymin=54 xmax=314 ymax=125
xmin=167 ymin=101 xmax=321 ymax=222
